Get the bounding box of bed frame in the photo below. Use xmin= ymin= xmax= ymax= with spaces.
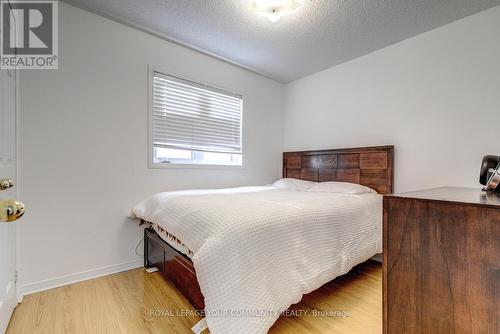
xmin=144 ymin=145 xmax=394 ymax=310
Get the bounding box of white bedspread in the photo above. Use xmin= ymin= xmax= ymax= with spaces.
xmin=130 ymin=185 xmax=382 ymax=334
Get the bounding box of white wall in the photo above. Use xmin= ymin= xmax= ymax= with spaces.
xmin=18 ymin=3 xmax=284 ymax=292
xmin=284 ymin=6 xmax=500 ymax=192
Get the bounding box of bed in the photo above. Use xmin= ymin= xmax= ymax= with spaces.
xmin=130 ymin=145 xmax=394 ymax=334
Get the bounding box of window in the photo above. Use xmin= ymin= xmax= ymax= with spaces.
xmin=151 ymin=71 xmax=243 ymax=167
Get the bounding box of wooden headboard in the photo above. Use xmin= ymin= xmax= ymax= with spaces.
xmin=283 ymin=146 xmax=394 ymax=194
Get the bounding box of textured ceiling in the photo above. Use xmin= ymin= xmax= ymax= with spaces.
xmin=64 ymin=0 xmax=500 ymax=83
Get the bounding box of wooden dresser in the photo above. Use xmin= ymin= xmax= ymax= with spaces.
xmin=383 ymin=187 xmax=499 ymax=334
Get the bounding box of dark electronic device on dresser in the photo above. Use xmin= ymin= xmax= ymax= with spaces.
xmin=480 ymin=155 xmax=500 ymax=192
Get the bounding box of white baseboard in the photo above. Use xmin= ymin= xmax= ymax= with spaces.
xmin=17 ymin=259 xmax=143 ymax=302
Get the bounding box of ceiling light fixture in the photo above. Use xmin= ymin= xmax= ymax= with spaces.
xmin=250 ymin=0 xmax=305 ymax=23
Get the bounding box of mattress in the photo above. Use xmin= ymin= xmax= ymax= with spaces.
xmin=130 ymin=182 xmax=382 ymax=334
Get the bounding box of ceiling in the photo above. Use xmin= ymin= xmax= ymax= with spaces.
xmin=64 ymin=0 xmax=500 ymax=83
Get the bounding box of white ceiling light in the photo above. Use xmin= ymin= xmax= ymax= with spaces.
xmin=250 ymin=0 xmax=305 ymax=23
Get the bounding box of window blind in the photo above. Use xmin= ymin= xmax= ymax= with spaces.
xmin=152 ymin=72 xmax=243 ymax=154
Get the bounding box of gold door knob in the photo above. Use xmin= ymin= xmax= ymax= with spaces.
xmin=0 ymin=199 xmax=25 ymax=222
xmin=0 ymin=178 xmax=15 ymax=191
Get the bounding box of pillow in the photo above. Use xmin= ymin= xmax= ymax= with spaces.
xmin=272 ymin=178 xmax=316 ymax=191
xmin=308 ymin=181 xmax=376 ymax=195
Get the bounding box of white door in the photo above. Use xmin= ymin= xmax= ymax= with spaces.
xmin=0 ymin=63 xmax=23 ymax=333
xmin=1 ymin=1 xmax=25 ymax=331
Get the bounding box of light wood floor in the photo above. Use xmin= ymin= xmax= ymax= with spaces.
xmin=7 ymin=260 xmax=381 ymax=334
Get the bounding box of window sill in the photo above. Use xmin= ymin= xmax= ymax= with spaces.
xmin=149 ymin=162 xmax=245 ymax=170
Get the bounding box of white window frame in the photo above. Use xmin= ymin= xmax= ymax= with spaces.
xmin=148 ymin=65 xmax=245 ymax=169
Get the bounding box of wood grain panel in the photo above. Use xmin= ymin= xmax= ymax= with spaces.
xmin=319 ymin=169 xmax=336 ymax=182
xmin=286 ymin=154 xmax=301 ymax=168
xmin=360 ymin=152 xmax=387 ymax=169
xmin=301 ymin=169 xmax=318 ymax=182
xmin=302 ymin=155 xmax=319 ymax=169
xmin=286 ymin=168 xmax=301 ymax=179
xmin=302 ymin=155 xmax=337 ymax=169
xmin=318 ymin=154 xmax=338 ymax=168
xmin=336 ymin=169 xmax=361 ymax=184
xmin=283 ymin=146 xmax=393 ymax=195
xmin=338 ymin=154 xmax=360 ymax=169
xmin=361 ymin=169 xmax=388 ymax=194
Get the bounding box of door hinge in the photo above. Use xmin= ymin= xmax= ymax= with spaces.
xmin=14 ymin=270 xmax=18 ymax=284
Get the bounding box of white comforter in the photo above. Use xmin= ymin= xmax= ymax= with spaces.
xmin=131 ymin=185 xmax=382 ymax=334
